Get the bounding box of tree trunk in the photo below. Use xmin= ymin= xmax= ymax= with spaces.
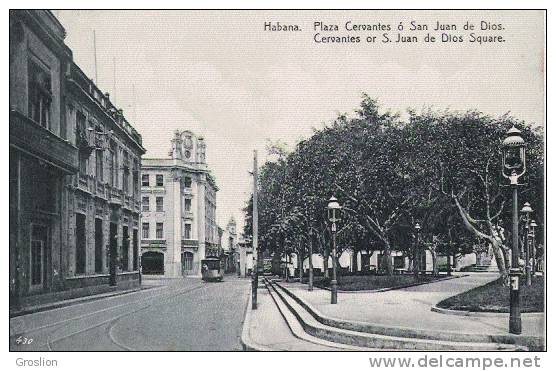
xmin=492 ymin=239 xmax=509 ymax=285
xmin=335 ymin=255 xmax=342 ymax=277
xmin=323 ymin=249 xmax=329 ymax=279
xmin=298 ymin=251 xmax=303 ymax=282
xmin=352 ymin=250 xmax=358 ymax=273
xmin=431 ymin=250 xmax=438 ymax=277
xmin=384 ymin=242 xmax=393 ymax=276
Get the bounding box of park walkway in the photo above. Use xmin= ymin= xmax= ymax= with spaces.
xmin=279 ymin=273 xmax=544 ymax=337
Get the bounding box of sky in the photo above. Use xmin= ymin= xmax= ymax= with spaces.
xmin=56 ymin=10 xmax=545 ymax=232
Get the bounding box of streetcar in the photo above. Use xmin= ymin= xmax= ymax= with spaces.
xmin=201 ymin=257 xmax=224 ymax=281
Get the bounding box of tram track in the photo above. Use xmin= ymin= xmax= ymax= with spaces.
xmin=13 ymin=282 xmax=206 ymax=351
xmin=46 ymin=283 xmax=207 ymax=351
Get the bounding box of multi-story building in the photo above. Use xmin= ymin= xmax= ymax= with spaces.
xmin=65 ymin=62 xmax=145 ymax=292
xmin=9 ymin=10 xmax=145 ymax=308
xmin=220 ymin=217 xmax=239 ymax=273
xmin=140 ymin=130 xmax=219 ymax=277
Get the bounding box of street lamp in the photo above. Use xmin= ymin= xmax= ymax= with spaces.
xmin=520 ymin=202 xmax=533 ymax=286
xmin=327 ymin=196 xmax=341 ymax=304
xmin=501 ymin=126 xmax=526 ymax=335
xmin=530 ymin=219 xmax=538 ymax=274
xmin=414 ymin=222 xmax=421 ymax=279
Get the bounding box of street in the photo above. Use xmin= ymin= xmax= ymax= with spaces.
xmin=10 ymin=276 xmax=251 ymax=351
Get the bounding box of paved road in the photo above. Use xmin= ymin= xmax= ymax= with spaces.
xmin=10 ymin=276 xmax=251 ymax=351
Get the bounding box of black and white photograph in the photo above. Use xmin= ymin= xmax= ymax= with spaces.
xmin=6 ymin=4 xmax=549 ymax=369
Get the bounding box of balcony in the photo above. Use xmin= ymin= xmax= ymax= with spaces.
xmin=182 ymin=239 xmax=198 ymax=249
xmin=10 ymin=109 xmax=78 ymax=173
xmin=109 ymin=187 xmax=122 ymax=206
xmin=141 ymin=239 xmax=166 ymax=249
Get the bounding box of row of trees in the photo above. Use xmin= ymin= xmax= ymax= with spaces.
xmin=244 ymin=95 xmax=543 ymax=282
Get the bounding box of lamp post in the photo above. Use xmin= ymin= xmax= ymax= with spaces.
xmin=414 ymin=222 xmax=421 ymax=279
xmin=501 ymin=126 xmax=527 ymax=335
xmin=520 ymin=202 xmax=533 ymax=286
xmin=252 ymin=150 xmax=259 ymax=310
xmin=327 ymin=196 xmax=341 ymax=304
xmin=530 ymin=219 xmax=538 ymax=274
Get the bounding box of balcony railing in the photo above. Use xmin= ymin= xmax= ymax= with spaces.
xmin=10 ymin=109 xmax=78 ymax=173
xmin=182 ymin=239 xmax=199 ymax=249
xmin=141 ymin=239 xmax=167 ymax=248
xmin=66 ymin=63 xmax=143 ymax=147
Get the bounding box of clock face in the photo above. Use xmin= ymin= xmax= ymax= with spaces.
xmin=183 ymin=135 xmax=193 ymax=149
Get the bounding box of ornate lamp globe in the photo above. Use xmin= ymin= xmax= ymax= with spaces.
xmin=502 ymin=126 xmax=526 ymax=179
xmin=327 ymin=196 xmax=341 ymax=222
xmin=520 ymin=202 xmax=533 ymax=215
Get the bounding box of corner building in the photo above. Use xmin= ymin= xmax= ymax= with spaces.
xmin=141 ymin=130 xmax=219 ymax=277
xmin=9 ymin=10 xmax=145 ymax=308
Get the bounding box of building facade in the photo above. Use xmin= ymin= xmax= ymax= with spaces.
xmin=220 ymin=217 xmax=239 ymax=273
xmin=140 ymin=130 xmax=219 ymax=277
xmin=9 ymin=10 xmax=145 ymax=308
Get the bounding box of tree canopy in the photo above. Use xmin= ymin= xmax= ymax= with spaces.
xmin=243 ymin=95 xmax=544 ymax=277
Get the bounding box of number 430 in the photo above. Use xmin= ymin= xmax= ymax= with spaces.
xmin=15 ymin=336 xmax=33 ymax=345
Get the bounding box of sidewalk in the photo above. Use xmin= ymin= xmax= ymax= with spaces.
xmin=241 ymin=283 xmax=350 ymax=351
xmin=278 ymin=273 xmax=544 ymax=339
xmin=9 ymin=286 xmax=154 ymax=319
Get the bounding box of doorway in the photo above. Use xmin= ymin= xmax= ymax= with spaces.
xmin=95 ymin=219 xmax=103 ymax=273
xmin=30 ymin=224 xmax=49 ymax=292
xmin=109 ymin=223 xmax=117 ymax=286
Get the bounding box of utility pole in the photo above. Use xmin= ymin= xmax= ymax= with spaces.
xmin=93 ymin=30 xmax=98 ymax=84
xmin=252 ymin=150 xmax=259 ymax=309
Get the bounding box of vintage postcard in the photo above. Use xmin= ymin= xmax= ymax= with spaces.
xmin=7 ymin=6 xmax=546 ymax=367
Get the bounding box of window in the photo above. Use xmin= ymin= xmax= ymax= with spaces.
xmin=156 ymin=197 xmax=164 ymax=212
xmin=75 ymin=213 xmax=86 ymax=274
xmin=77 ymin=112 xmax=88 ymax=174
xmin=28 ymin=58 xmax=52 ymax=129
xmin=184 ymin=198 xmax=191 ymax=212
xmin=108 ymin=147 xmax=114 ymax=186
xmin=142 ymin=196 xmax=150 ymax=212
xmin=156 ymin=223 xmax=164 ymax=239
xmin=109 ymin=141 xmax=117 ymax=187
xmin=156 ymin=174 xmax=164 ymax=187
xmin=95 ymin=149 xmax=103 ymax=181
xmin=184 ymin=177 xmax=192 ymax=188
xmin=142 ymin=223 xmax=149 ymax=239
xmin=184 ymin=224 xmax=191 ymax=239
xmin=133 ymin=160 xmax=139 ymax=196
xmin=113 ymin=145 xmax=119 ymax=188
xmin=123 ymin=152 xmax=129 ymax=194
xmin=142 ymin=174 xmax=149 ymax=187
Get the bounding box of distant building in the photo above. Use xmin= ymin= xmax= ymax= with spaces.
xmin=9 ymin=10 xmax=145 ymax=308
xmin=140 ymin=130 xmax=219 ymax=277
xmin=220 ymin=217 xmax=239 ymax=273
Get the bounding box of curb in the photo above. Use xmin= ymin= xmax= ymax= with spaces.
xmin=431 ymin=305 xmax=545 ymax=318
xmin=9 ymin=286 xmax=156 ymax=318
xmin=274 ymin=281 xmax=544 ymax=350
xmin=312 ymin=274 xmax=466 ymax=294
xmin=240 ymin=285 xmax=274 ymax=351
